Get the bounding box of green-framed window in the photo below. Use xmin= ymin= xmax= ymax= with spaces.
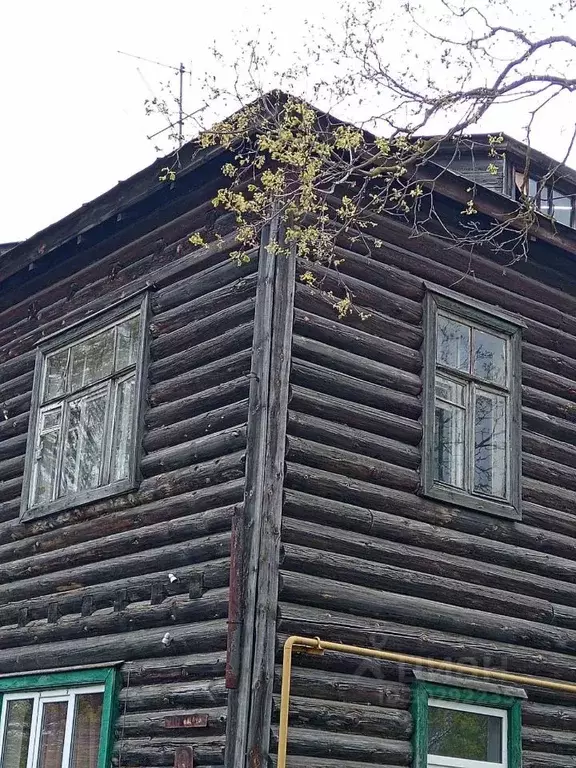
xmin=0 ymin=667 xmax=118 ymax=768
xmin=412 ymin=681 xmax=522 ymax=768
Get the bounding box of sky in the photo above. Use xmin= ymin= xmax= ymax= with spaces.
xmin=1 ymin=0 xmax=574 ymax=244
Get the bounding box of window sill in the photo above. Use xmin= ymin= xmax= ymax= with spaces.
xmin=422 ymin=483 xmax=521 ymax=521
xmin=20 ymin=477 xmax=137 ymax=522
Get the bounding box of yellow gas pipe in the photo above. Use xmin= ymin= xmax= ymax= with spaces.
xmin=278 ymin=635 xmax=576 ymax=768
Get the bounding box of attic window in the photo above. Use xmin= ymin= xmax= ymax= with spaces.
xmin=514 ymin=170 xmax=575 ymax=227
xmin=21 ymin=293 xmax=148 ymax=520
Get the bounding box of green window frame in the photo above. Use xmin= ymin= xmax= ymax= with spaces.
xmin=412 ymin=681 xmax=522 ymax=768
xmin=0 ymin=667 xmax=118 ymax=768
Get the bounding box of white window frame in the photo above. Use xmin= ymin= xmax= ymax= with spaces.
xmin=0 ymin=684 xmax=105 ymax=768
xmin=427 ymin=698 xmax=508 ymax=768
xmin=21 ymin=292 xmax=149 ymax=522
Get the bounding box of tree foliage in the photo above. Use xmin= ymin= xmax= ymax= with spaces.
xmin=150 ymin=0 xmax=576 ymax=279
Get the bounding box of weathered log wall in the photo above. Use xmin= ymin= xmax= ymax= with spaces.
xmin=277 ymin=219 xmax=576 ymax=767
xmin=0 ymin=170 xmax=255 ymax=766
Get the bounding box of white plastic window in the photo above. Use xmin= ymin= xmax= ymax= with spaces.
xmin=0 ymin=686 xmax=105 ymax=768
xmin=428 ymin=698 xmax=507 ymax=768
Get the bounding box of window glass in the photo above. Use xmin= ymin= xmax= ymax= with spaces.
xmin=428 ymin=704 xmax=503 ymax=763
xmin=69 ymin=329 xmax=115 ymax=392
xmin=60 ymin=388 xmax=108 ymax=496
xmin=37 ymin=701 xmax=68 ymax=768
xmin=474 ymin=391 xmax=507 ymax=498
xmin=110 ymin=375 xmax=136 ymax=482
xmin=26 ymin=303 xmax=145 ymax=514
xmin=69 ymin=693 xmax=104 ymax=768
xmin=437 ymin=316 xmax=470 ymax=372
xmin=116 ymin=316 xmax=140 ymax=370
xmin=434 ymin=378 xmax=465 ymax=489
xmin=552 ymin=193 xmax=573 ymax=226
xmin=472 ymin=330 xmax=507 ymax=386
xmin=1 ymin=698 xmax=34 ymax=768
xmin=425 ymin=295 xmax=519 ymax=512
xmin=0 ymin=683 xmax=110 ymax=768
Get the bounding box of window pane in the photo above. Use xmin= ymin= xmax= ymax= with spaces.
xmin=434 ymin=401 xmax=465 ymax=488
xmin=435 ymin=376 xmax=465 ymax=406
xmin=474 ymin=391 xmax=507 ymax=498
xmin=472 ymin=330 xmax=507 ymax=386
xmin=552 ymin=194 xmax=573 ymax=226
xmin=540 ymin=186 xmax=552 ymax=213
xmin=528 ymin=177 xmax=539 ymax=200
xmin=70 ymin=693 xmax=104 ymax=768
xmin=32 ymin=430 xmax=60 ymax=506
xmin=37 ymin=701 xmax=68 ymax=768
xmin=1 ymin=699 xmax=33 ymax=768
xmin=437 ymin=316 xmax=470 ymax=373
xmin=44 ymin=349 xmax=69 ymax=401
xmin=428 ymin=705 xmax=503 ymax=762
xmin=116 ymin=316 xmax=140 ymax=370
xmin=70 ymin=330 xmax=114 ymax=392
xmin=110 ymin=375 xmax=136 ymax=482
xmin=60 ymin=390 xmax=108 ymax=496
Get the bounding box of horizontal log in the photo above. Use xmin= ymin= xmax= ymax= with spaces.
xmin=282 ymin=487 xmax=576 ymax=585
xmin=122 ymin=681 xmax=228 ymax=711
xmin=290 ymin=387 xmax=421 ymax=446
xmin=272 ymin=726 xmax=411 ymax=764
xmin=523 ymin=430 xmax=576 ymax=471
xmin=0 ymin=477 xmax=21 ymax=505
xmin=115 ymin=739 xmax=225 ymax=767
xmin=151 ymin=297 xmax=256 ymax=360
xmin=281 ymin=543 xmax=557 ymax=625
xmin=0 ymin=391 xmax=31 ymax=420
xmin=148 ymin=376 xmax=250 ymax=431
xmin=0 ymin=370 xmax=33 ymax=403
xmin=273 ymin=695 xmax=411 ymax=739
xmin=0 ymin=615 xmax=228 ymax=673
xmin=523 ymin=750 xmax=576 ymax=768
xmin=296 ymin=257 xmax=422 ymax=327
xmin=275 ymin=665 xmax=410 ymax=709
xmin=294 ymin=283 xmax=422 ymax=350
xmin=524 ymin=343 xmax=576 ymax=388
xmin=362 ymin=218 xmax=576 ymax=337
xmin=144 ymin=400 xmax=248 ymax=455
xmin=0 ymin=518 xmax=232 ymax=597
xmin=0 ymin=455 xmax=24 ymax=483
xmin=273 ymin=757 xmax=403 ymax=768
xmin=0 ymin=350 xmax=35 ymax=386
xmin=523 ymin=405 xmax=576 ymax=446
xmin=153 ymin=264 xmax=257 ymax=324
xmin=118 ymin=707 xmax=227 ymax=737
xmin=0 ymin=482 xmax=241 ymax=566
xmin=142 ymin=426 xmax=246 ymax=477
xmin=0 ymin=588 xmax=230 ymax=650
xmin=279 ymin=514 xmax=576 ymax=612
xmin=523 ymin=364 xmax=576 ymax=405
xmin=523 ymin=701 xmax=576 ymax=730
xmin=287 ymin=411 xmax=420 ymax=470
xmin=0 ymin=218 xmax=238 ymax=360
xmin=285 ymin=436 xmax=418 ymax=494
xmin=332 ymin=245 xmax=424 ymax=302
xmin=148 ymin=349 xmax=252 ymax=410
xmin=278 ymin=602 xmax=576 ymax=682
xmin=293 ymin=309 xmax=421 ymax=373
xmin=292 ymin=336 xmax=421 ymax=396
xmin=0 ymin=410 xmax=29 ymax=442
xmin=121 ymin=650 xmax=227 ymax=685
xmin=0 ymin=431 xmax=27 ymax=463
xmin=0 ymin=557 xmax=230 ymax=628
xmin=149 ymin=322 xmax=254 ymax=384
xmin=522 ymin=477 xmax=576 ymax=515
xmin=280 ymin=571 xmax=576 ymax=654
xmin=523 ymin=728 xmax=576 ymax=756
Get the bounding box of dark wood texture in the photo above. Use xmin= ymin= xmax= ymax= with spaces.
xmin=0 ymin=164 xmax=257 ymax=768
xmin=275 ymin=221 xmax=576 ymax=767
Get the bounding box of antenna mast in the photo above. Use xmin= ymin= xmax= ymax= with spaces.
xmin=118 ymin=50 xmax=190 ymax=147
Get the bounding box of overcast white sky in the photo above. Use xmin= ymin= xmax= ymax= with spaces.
xmin=1 ymin=0 xmax=574 ymax=244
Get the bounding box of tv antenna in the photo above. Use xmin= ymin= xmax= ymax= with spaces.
xmin=118 ymin=50 xmax=193 ymax=146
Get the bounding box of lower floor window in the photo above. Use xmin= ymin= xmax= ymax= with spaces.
xmin=413 ymin=680 xmax=522 ymax=768
xmin=0 ymin=669 xmax=117 ymax=768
